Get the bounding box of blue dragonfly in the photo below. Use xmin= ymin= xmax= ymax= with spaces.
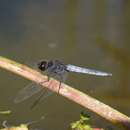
xmin=14 ymin=60 xmax=112 ymax=107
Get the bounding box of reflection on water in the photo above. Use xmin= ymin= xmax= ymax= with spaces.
xmin=0 ymin=1 xmax=130 ymax=130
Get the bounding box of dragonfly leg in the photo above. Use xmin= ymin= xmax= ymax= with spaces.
xmin=47 ymin=74 xmax=50 ymax=81
xmin=58 ymin=81 xmax=61 ymax=93
xmin=40 ymin=71 xmax=66 ymax=93
xmin=39 ymin=74 xmax=50 ymax=85
xmin=57 ymin=74 xmax=64 ymax=93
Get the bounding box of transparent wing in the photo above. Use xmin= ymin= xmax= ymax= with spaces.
xmin=66 ymin=64 xmax=112 ymax=76
xmin=40 ymin=90 xmax=53 ymax=102
xmin=30 ymin=90 xmax=53 ymax=109
xmin=14 ymin=83 xmax=42 ymax=103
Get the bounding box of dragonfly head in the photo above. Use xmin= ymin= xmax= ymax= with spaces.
xmin=37 ymin=61 xmax=48 ymax=71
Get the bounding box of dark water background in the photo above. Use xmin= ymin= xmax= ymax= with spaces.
xmin=0 ymin=0 xmax=130 ymax=130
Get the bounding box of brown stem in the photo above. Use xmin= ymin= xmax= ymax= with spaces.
xmin=0 ymin=56 xmax=130 ymax=129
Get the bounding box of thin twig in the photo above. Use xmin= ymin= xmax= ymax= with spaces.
xmin=0 ymin=56 xmax=130 ymax=129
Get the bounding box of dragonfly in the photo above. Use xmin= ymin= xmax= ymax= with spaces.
xmin=14 ymin=60 xmax=112 ymax=106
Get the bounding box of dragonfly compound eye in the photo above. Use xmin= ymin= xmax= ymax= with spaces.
xmin=37 ymin=61 xmax=47 ymax=71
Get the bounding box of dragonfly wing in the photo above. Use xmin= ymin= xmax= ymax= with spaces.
xmin=14 ymin=83 xmax=42 ymax=103
xmin=30 ymin=90 xmax=53 ymax=109
xmin=66 ymin=64 xmax=112 ymax=76
xmin=40 ymin=90 xmax=53 ymax=101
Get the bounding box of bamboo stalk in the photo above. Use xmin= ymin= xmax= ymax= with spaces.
xmin=0 ymin=56 xmax=130 ymax=129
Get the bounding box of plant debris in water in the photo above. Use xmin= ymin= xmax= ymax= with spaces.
xmin=0 ymin=110 xmax=11 ymax=115
xmin=0 ymin=116 xmax=45 ymax=130
xmin=0 ymin=124 xmax=29 ymax=130
xmin=70 ymin=111 xmax=104 ymax=130
xmin=71 ymin=112 xmax=92 ymax=130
